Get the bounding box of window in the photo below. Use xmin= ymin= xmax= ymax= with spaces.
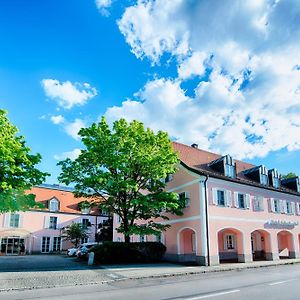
xmin=224 ymin=155 xmax=236 ymax=178
xmin=217 ymin=190 xmax=225 ymax=206
xmin=238 ymin=194 xmax=246 ymax=209
xmin=49 ymin=216 xmax=57 ymax=229
xmin=273 ymin=177 xmax=280 ymax=188
xmin=260 ymin=166 xmax=268 ymax=185
xmin=253 ymin=196 xmax=264 ymax=211
xmin=10 ymin=214 xmax=20 ymax=228
xmin=81 ymin=237 xmax=88 ymax=244
xmin=224 ymin=234 xmax=235 ymax=250
xmin=155 ymin=233 xmax=162 ymax=243
xmin=140 ymin=235 xmax=146 ymax=242
xmin=49 ymin=199 xmax=59 ymax=212
xmin=179 ymin=192 xmax=190 ymax=207
xmin=82 ymin=218 xmax=90 ymax=229
xmin=225 ymin=164 xmax=236 ymax=178
xmin=41 ymin=237 xmax=50 ymax=253
xmin=165 ymin=174 xmax=173 ymax=183
xmin=52 ymin=237 xmax=61 ymax=252
xmin=273 ymin=199 xmax=280 ymax=213
xmin=260 ymin=174 xmax=268 ymax=185
xmin=286 ymin=202 xmax=293 ymax=214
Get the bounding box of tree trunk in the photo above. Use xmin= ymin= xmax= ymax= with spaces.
xmin=124 ymin=234 xmax=130 ymax=243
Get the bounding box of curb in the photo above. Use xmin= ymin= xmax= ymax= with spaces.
xmin=0 ymin=259 xmax=299 ymax=293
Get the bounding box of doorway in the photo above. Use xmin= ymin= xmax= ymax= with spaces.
xmin=1 ymin=237 xmax=25 ymax=255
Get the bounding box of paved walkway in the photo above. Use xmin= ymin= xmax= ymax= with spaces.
xmin=0 ymin=255 xmax=299 ymax=292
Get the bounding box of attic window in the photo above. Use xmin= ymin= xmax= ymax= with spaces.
xmin=260 ymin=166 xmax=268 ymax=185
xmin=270 ymin=169 xmax=280 ymax=188
xmin=49 ymin=198 xmax=59 ymax=212
xmin=224 ymin=155 xmax=236 ymax=178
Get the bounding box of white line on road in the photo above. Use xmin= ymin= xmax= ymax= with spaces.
xmin=268 ymin=279 xmax=296 ymax=286
xmin=184 ymin=289 xmax=240 ymax=300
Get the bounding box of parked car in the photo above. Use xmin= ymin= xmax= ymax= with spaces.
xmin=67 ymin=247 xmax=79 ymax=257
xmin=76 ymin=242 xmax=98 ymax=259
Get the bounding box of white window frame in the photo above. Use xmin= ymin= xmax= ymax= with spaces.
xmin=286 ymin=201 xmax=294 ymax=215
xmin=224 ymin=234 xmax=235 ymax=250
xmin=216 ymin=190 xmax=225 ymax=206
xmin=41 ymin=237 xmax=51 ymax=253
xmin=49 ymin=199 xmax=59 ymax=212
xmin=253 ymin=196 xmax=264 ymax=212
xmin=273 ymin=199 xmax=280 ymax=213
xmin=9 ymin=214 xmax=20 ymax=228
xmin=52 ymin=237 xmax=61 ymax=252
xmin=81 ymin=237 xmax=89 ymax=244
xmin=178 ymin=191 xmax=190 ymax=208
xmin=49 ymin=216 xmax=58 ymax=229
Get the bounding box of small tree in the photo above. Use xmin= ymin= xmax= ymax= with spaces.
xmin=0 ymin=109 xmax=49 ymax=212
xmin=281 ymin=172 xmax=297 ymax=179
xmin=62 ymin=222 xmax=89 ymax=248
xmin=58 ymin=117 xmax=185 ymax=243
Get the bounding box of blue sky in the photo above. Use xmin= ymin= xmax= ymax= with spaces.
xmin=0 ymin=0 xmax=299 ymax=183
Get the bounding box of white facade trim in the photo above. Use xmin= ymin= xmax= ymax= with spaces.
xmin=167 ymin=179 xmax=200 ymax=192
xmin=159 ymin=215 xmax=201 ymax=225
xmin=199 ymin=180 xmax=208 ymax=258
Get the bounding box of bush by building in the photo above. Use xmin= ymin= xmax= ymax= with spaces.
xmin=91 ymin=241 xmax=166 ymax=264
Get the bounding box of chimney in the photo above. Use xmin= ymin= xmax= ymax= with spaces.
xmin=191 ymin=143 xmax=198 ymax=149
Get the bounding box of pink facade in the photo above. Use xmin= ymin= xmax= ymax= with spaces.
xmin=113 ymin=142 xmax=300 ymax=265
xmin=0 ymin=185 xmax=107 ymax=255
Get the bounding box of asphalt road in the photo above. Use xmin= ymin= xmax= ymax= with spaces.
xmin=2 ymin=264 xmax=300 ymax=300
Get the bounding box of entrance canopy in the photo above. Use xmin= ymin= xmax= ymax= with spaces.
xmin=0 ymin=229 xmax=31 ymax=238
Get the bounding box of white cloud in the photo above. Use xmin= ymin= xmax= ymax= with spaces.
xmin=96 ymin=0 xmax=113 ymax=16
xmin=105 ymin=0 xmax=300 ymax=160
xmin=54 ymin=148 xmax=81 ymax=161
xmin=41 ymin=79 xmax=97 ymax=109
xmin=64 ymin=118 xmax=86 ymax=140
xmin=50 ymin=115 xmax=65 ymax=125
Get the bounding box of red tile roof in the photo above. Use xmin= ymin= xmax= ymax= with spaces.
xmin=172 ymin=142 xmax=299 ymax=196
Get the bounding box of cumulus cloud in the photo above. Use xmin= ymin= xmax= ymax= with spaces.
xmin=54 ymin=148 xmax=81 ymax=161
xmin=96 ymin=0 xmax=113 ymax=16
xmin=50 ymin=115 xmax=65 ymax=125
xmin=64 ymin=118 xmax=86 ymax=140
xmin=41 ymin=79 xmax=97 ymax=109
xmin=106 ymin=0 xmax=300 ymax=160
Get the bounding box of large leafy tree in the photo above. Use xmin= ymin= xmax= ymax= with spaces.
xmin=58 ymin=117 xmax=184 ymax=243
xmin=0 ymin=109 xmax=49 ymax=212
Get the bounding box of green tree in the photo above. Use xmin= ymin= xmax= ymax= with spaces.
xmin=0 ymin=109 xmax=49 ymax=212
xmin=281 ymin=172 xmax=297 ymax=179
xmin=62 ymin=222 xmax=89 ymax=247
xmin=58 ymin=117 xmax=184 ymax=243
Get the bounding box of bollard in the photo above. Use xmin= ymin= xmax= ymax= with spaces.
xmin=88 ymin=252 xmax=94 ymax=266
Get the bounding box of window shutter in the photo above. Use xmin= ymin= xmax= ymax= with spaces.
xmin=259 ymin=196 xmax=264 ymax=211
xmin=269 ymin=198 xmax=275 ymax=212
xmin=296 ymin=203 xmax=300 ymax=215
xmin=233 ymin=192 xmax=239 ymax=208
xmin=226 ymin=190 xmax=232 ymax=207
xmin=279 ymin=200 xmax=285 ymax=213
xmin=44 ymin=216 xmax=50 ymax=229
xmin=3 ymin=213 xmax=10 ymax=228
xmin=19 ymin=213 xmax=23 ymax=228
xmin=212 ymin=188 xmax=218 ymax=205
xmin=291 ymin=202 xmax=295 ymax=215
xmin=56 ymin=216 xmax=59 ymax=229
xmin=245 ymin=194 xmax=250 ymax=209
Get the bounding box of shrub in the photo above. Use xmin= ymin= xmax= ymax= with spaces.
xmin=91 ymin=242 xmax=166 ymax=264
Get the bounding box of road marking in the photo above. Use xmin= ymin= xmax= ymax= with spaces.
xmin=268 ymin=279 xmax=295 ymax=286
xmin=184 ymin=289 xmax=240 ymax=300
xmin=108 ymin=273 xmax=119 ymax=279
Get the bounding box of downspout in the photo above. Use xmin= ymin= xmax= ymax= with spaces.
xmin=203 ymin=175 xmax=210 ymax=266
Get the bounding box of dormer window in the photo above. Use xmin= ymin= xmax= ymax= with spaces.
xmin=268 ymin=169 xmax=281 ymax=188
xmin=260 ymin=166 xmax=268 ymax=185
xmin=281 ymin=176 xmax=300 ymax=192
xmin=224 ymin=155 xmax=236 ymax=178
xmin=208 ymin=154 xmax=236 ymax=179
xmin=49 ymin=198 xmax=59 ymax=212
xmin=244 ymin=165 xmax=269 ymax=185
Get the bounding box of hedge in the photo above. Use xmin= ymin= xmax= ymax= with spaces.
xmin=90 ymin=241 xmax=166 ymax=264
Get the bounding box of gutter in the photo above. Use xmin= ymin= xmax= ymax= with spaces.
xmin=203 ymin=175 xmax=210 ymax=266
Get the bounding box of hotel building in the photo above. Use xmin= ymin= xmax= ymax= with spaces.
xmin=113 ymin=142 xmax=300 ymax=265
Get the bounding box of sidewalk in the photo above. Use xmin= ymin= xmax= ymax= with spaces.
xmin=0 ymin=258 xmax=299 ymax=292
xmin=101 ymin=258 xmax=300 ymax=280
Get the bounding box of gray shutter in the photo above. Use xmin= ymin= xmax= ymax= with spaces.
xmin=44 ymin=216 xmax=50 ymax=229
xmin=226 ymin=190 xmax=232 ymax=207
xmin=245 ymin=194 xmax=250 ymax=209
xmin=233 ymin=192 xmax=239 ymax=208
xmin=269 ymin=198 xmax=275 ymax=212
xmin=212 ymin=188 xmax=218 ymax=205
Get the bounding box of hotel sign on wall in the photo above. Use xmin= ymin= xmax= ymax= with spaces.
xmin=264 ymin=220 xmax=299 ymax=229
